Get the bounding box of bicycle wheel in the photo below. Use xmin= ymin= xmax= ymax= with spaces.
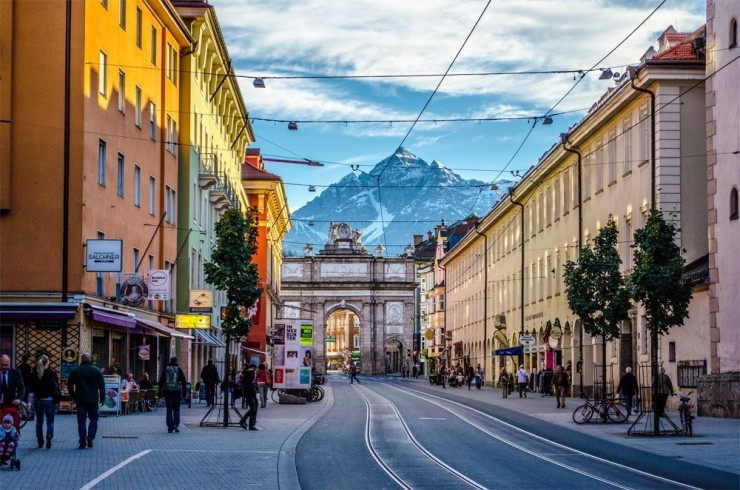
xmin=311 ymin=386 xmax=324 ymax=402
xmin=17 ymin=401 xmax=32 ymax=429
xmin=270 ymin=389 xmax=283 ymax=403
xmin=680 ymin=408 xmax=693 ymax=436
xmin=607 ymin=403 xmax=628 ymax=423
xmin=572 ymin=403 xmax=594 ymax=424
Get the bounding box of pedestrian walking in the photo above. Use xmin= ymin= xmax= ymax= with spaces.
xmin=439 ymin=366 xmax=446 ymax=389
xmin=239 ymin=364 xmax=258 ymax=430
xmin=31 ymin=355 xmax=59 ymax=449
xmin=466 ymin=365 xmax=474 ymax=390
xmin=515 ymin=365 xmax=529 ymax=398
xmin=474 ymin=364 xmax=484 ymax=389
xmin=200 ymin=359 xmax=220 ymax=407
xmin=654 ymin=367 xmax=674 ymax=418
xmin=17 ymin=354 xmax=34 ymax=403
xmin=255 ymin=363 xmax=270 ymax=408
xmin=616 ymin=366 xmax=639 ymax=417
xmin=67 ymin=353 xmax=105 ymax=449
xmin=0 ymin=355 xmax=26 ymax=416
xmin=498 ymin=368 xmax=510 ymax=398
xmin=349 ymin=363 xmax=360 ymax=384
xmin=552 ymin=365 xmax=570 ymax=409
xmin=158 ymin=357 xmax=187 ymax=433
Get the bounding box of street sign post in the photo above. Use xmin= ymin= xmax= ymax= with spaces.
xmin=520 ymin=335 xmax=536 ymax=346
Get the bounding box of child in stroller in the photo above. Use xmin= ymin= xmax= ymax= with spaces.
xmin=1 ymin=412 xmax=20 ymax=470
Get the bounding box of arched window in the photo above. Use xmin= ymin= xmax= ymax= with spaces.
xmin=731 ymin=187 xmax=738 ymax=221
xmin=731 ymin=18 xmax=738 ymax=49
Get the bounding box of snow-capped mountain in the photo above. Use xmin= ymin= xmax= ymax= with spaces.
xmin=283 ymin=147 xmax=514 ymax=256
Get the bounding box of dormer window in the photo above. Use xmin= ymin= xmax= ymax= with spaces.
xmin=731 ymin=18 xmax=738 ymax=48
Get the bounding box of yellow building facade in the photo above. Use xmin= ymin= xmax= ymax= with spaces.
xmin=443 ymin=27 xmax=708 ymax=398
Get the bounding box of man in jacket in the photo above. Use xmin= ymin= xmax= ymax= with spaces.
xmin=239 ymin=363 xmax=258 ymax=430
xmin=654 ymin=367 xmax=674 ymax=418
xmin=516 ymin=365 xmax=529 ymax=398
xmin=199 ymin=359 xmax=220 ymax=407
xmin=67 ymin=353 xmax=105 ymax=449
xmin=552 ymin=365 xmax=571 ymax=409
xmin=159 ymin=357 xmax=187 ymax=433
xmin=616 ymin=366 xmax=639 ymax=417
xmin=0 ymin=355 xmax=26 ymax=412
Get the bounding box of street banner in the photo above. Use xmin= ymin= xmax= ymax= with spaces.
xmin=272 ymin=318 xmax=312 ymax=389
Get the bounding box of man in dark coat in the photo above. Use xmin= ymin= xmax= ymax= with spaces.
xmin=67 ymin=353 xmax=105 ymax=449
xmin=17 ymin=354 xmax=34 ymax=403
xmin=158 ymin=357 xmax=187 ymax=433
xmin=616 ymin=366 xmax=640 ymax=417
xmin=200 ymin=359 xmax=220 ymax=407
xmin=239 ymin=364 xmax=258 ymax=430
xmin=0 ymin=355 xmax=26 ymax=410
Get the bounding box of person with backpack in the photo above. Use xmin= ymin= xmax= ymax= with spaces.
xmin=158 ymin=357 xmax=187 ymax=433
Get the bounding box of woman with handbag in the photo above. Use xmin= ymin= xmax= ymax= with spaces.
xmin=31 ymin=355 xmax=60 ymax=449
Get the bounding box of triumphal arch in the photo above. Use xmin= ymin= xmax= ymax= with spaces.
xmin=280 ymin=223 xmax=416 ymax=375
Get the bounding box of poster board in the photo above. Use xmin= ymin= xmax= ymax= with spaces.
xmin=101 ymin=375 xmax=122 ymax=415
xmin=272 ymin=318 xmax=313 ymax=389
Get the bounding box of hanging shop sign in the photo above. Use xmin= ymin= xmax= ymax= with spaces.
xmin=138 ymin=345 xmax=151 ymax=361
xmin=520 ymin=335 xmax=536 ymax=346
xmin=189 ymin=290 xmax=213 ymax=313
xmin=174 ymin=314 xmax=211 ymax=329
xmin=120 ymin=275 xmax=148 ymax=307
xmin=86 ymin=239 xmax=123 ymax=272
xmin=147 ymin=269 xmax=170 ymax=300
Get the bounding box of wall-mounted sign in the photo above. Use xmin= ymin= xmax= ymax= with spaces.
xmin=174 ymin=314 xmax=211 ymax=329
xmin=189 ymin=290 xmax=213 ymax=313
xmin=120 ymin=275 xmax=148 ymax=307
xmin=148 ymin=270 xmax=170 ymax=300
xmin=326 ymin=335 xmax=336 ymax=343
xmin=424 ymin=329 xmax=434 ymax=340
xmin=520 ymin=335 xmax=536 ymax=346
xmin=86 ymin=239 xmax=123 ymax=272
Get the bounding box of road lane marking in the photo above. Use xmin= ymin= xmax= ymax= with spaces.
xmin=79 ymin=449 xmax=152 ymax=490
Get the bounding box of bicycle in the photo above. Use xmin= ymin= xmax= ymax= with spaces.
xmin=572 ymin=393 xmax=628 ymax=424
xmin=675 ymin=391 xmax=695 ymax=436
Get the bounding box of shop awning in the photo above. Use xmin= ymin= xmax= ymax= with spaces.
xmin=88 ymin=305 xmax=137 ymax=329
xmin=494 ymin=346 xmax=523 ymax=356
xmin=0 ymin=302 xmax=78 ymax=320
xmin=137 ymin=318 xmax=194 ymax=340
xmin=194 ymin=330 xmax=226 ymax=348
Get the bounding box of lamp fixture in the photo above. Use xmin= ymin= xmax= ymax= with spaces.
xmin=308 ymin=220 xmax=315 ymax=226
xmin=253 ymin=78 xmax=266 ymax=88
xmin=542 ymin=116 xmax=553 ymax=125
xmin=308 ymin=185 xmax=316 ymax=192
xmin=288 ymin=121 xmax=298 ymax=130
xmin=599 ymin=68 xmax=614 ymax=80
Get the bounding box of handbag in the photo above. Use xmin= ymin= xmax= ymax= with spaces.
xmin=53 ymin=380 xmax=63 ymax=404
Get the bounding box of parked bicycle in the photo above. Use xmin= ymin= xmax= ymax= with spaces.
xmin=675 ymin=391 xmax=695 ymax=436
xmin=270 ymin=385 xmax=324 ymax=403
xmin=572 ymin=393 xmax=628 ymax=424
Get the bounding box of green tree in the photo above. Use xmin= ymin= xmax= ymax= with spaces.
xmin=630 ymin=210 xmax=692 ymax=434
xmin=204 ymin=207 xmax=262 ymax=339
xmin=203 ymin=207 xmax=262 ymax=426
xmin=563 ymin=217 xmax=631 ymax=416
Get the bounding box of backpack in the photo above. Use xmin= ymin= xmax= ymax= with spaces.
xmin=164 ymin=365 xmax=181 ymax=392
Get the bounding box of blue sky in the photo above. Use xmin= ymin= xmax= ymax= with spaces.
xmin=213 ymin=0 xmax=705 ymax=212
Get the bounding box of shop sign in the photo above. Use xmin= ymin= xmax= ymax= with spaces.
xmin=138 ymin=345 xmax=150 ymax=361
xmin=189 ymin=289 xmax=213 ymax=313
xmin=326 ymin=336 xmax=336 ymax=343
xmin=86 ymin=239 xmax=122 ymax=272
xmin=120 ymin=275 xmax=148 ymax=307
xmin=174 ymin=314 xmax=211 ymax=329
xmin=520 ymin=335 xmax=536 ymax=345
xmin=148 ymin=269 xmax=170 ymax=300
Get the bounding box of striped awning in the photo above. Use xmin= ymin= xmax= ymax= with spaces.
xmin=137 ymin=318 xmax=194 ymax=340
xmin=194 ymin=330 xmax=226 ymax=348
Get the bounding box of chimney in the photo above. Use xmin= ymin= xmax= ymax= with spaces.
xmin=427 ymin=231 xmax=433 ymax=241
xmin=413 ymin=234 xmax=423 ymax=246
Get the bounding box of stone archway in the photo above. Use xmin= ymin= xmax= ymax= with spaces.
xmin=280 ymin=223 xmax=417 ymax=376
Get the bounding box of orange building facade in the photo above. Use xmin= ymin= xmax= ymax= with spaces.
xmin=241 ymin=149 xmax=291 ymax=366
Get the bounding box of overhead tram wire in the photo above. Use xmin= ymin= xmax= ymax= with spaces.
xmin=374 ymin=0 xmax=493 ymax=252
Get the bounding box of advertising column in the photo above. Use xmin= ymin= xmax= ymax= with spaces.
xmin=272 ymin=319 xmax=313 ymax=389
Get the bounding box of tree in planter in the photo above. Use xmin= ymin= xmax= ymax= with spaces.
xmin=630 ymin=210 xmax=692 ymax=434
xmin=203 ymin=207 xmax=262 ymax=427
xmin=563 ymin=217 xmax=631 ymax=420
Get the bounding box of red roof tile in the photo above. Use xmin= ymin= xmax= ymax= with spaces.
xmin=241 ymin=163 xmax=281 ymax=181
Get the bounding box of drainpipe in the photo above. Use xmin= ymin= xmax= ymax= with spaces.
xmin=561 ymin=134 xmax=584 ymax=396
xmin=439 ymin=264 xmax=447 ymax=370
xmin=508 ymin=190 xmax=525 ymax=367
xmin=473 ymin=223 xmax=488 ymax=379
xmin=629 ymin=65 xmax=659 ymax=435
xmin=62 ymin=0 xmax=72 ymax=302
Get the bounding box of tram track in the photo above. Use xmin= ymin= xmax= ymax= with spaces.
xmin=352 ymin=384 xmax=487 ymax=489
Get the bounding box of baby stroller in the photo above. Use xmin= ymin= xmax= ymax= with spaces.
xmin=1 ymin=407 xmax=21 ymax=470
